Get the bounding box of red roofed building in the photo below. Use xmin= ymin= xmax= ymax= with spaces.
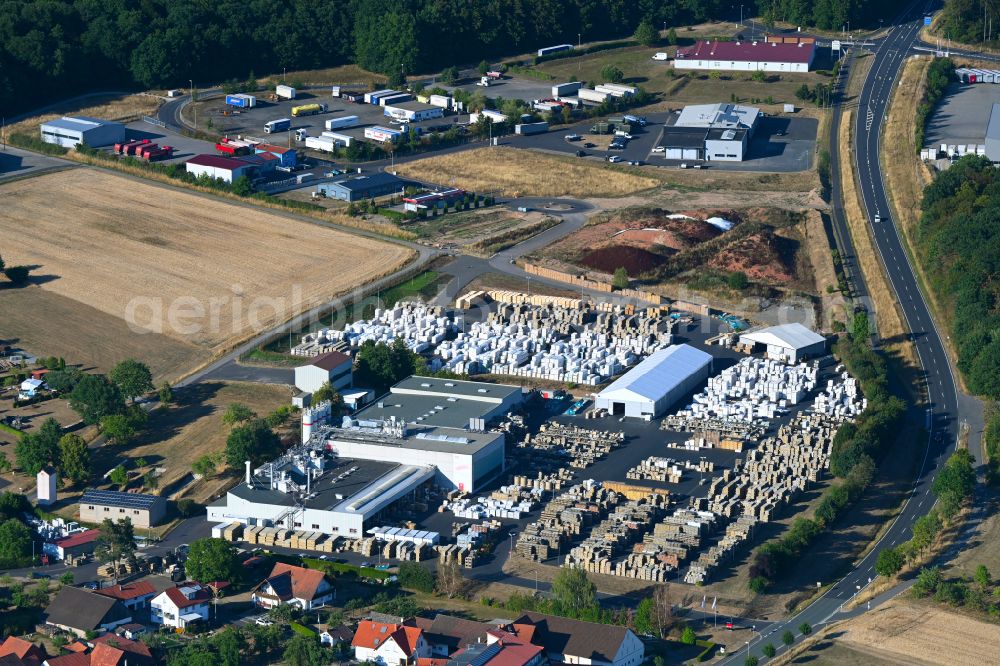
xmin=295 ymin=350 xmax=352 ymax=394
xmin=43 ymin=529 xmax=99 ymax=562
xmin=184 ymin=154 xmax=255 ymax=183
xmin=42 ymin=654 xmax=90 ymax=666
xmin=251 ymin=563 xmax=334 ymax=611
xmin=94 ymin=581 xmax=157 ymax=610
xmin=150 ymin=584 xmax=211 ymax=630
xmin=90 ymin=635 xmax=153 ymax=666
xmin=0 ymin=637 xmax=47 ymax=665
xmin=352 ymin=620 xmax=430 ymax=665
xmin=674 ymin=39 xmax=815 ymax=72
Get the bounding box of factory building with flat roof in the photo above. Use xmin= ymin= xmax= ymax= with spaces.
xmin=658 ymin=103 xmax=760 ymax=162
xmin=206 ymin=376 xmax=523 ymax=536
xmin=39 ymin=116 xmax=125 ymax=148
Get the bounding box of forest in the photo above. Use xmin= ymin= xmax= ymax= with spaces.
xmin=937 ymin=0 xmax=1000 ymax=45
xmin=2 ymin=0 xmax=903 ymax=116
xmin=918 ymin=156 xmax=1000 ymax=399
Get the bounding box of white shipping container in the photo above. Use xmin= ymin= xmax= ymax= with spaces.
xmin=429 ymin=94 xmax=452 ymax=109
xmin=321 ymin=131 xmax=353 ymax=147
xmin=578 ymin=88 xmax=609 ymax=103
xmin=276 ymin=84 xmax=297 ymax=99
xmin=304 ymin=136 xmax=337 ymax=152
xmin=325 ymin=115 xmax=359 ymax=130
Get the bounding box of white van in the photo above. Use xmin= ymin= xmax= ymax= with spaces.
xmin=652 ymin=52 xmax=668 ymax=61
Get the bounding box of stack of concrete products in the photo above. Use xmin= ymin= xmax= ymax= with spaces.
xmin=211 ymin=521 xmax=245 ymax=541
xmin=456 ymin=520 xmax=502 ymax=549
xmin=514 ymin=481 xmax=621 ymax=561
xmin=291 ymin=302 xmax=458 ymax=356
xmin=368 ymin=526 xmax=440 ymax=547
xmin=482 ymin=290 xmax=586 ymax=310
xmin=665 ymin=433 xmax=746 ymax=453
xmin=444 ymin=495 xmax=534 ymax=520
xmin=626 ymin=456 xmax=714 ymax=483
xmin=563 ymin=492 xmax=668 ymax=576
xmin=437 ymin=543 xmax=476 ymax=568
xmin=684 ymin=515 xmax=758 ymax=584
xmin=520 ymin=423 xmax=626 ymax=469
xmin=617 ymin=508 xmax=718 ymax=581
xmin=661 ymin=414 xmax=764 ymax=442
xmin=812 ymin=367 xmax=865 ymax=419
xmin=377 ymin=538 xmax=428 ymax=562
xmin=683 ymin=357 xmax=818 ymax=422
xmin=511 ymin=469 xmax=574 ymax=492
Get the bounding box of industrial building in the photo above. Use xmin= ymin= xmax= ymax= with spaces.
xmin=79 ymin=489 xmax=167 ymax=528
xmin=39 ymin=116 xmax=125 ymax=148
xmin=294 ymin=350 xmax=352 ymax=394
xmin=316 ymin=172 xmax=406 ymax=202
xmin=986 ymin=104 xmax=1000 ymax=161
xmin=384 ymin=101 xmax=445 ymax=122
xmin=594 ymin=344 xmax=713 ymax=419
xmin=185 ymin=154 xmax=256 ymax=183
xmin=674 ymin=39 xmax=816 ymax=72
xmin=403 ymin=188 xmax=467 ymax=212
xmin=658 ymin=103 xmax=760 ymax=162
xmin=254 ymin=143 xmax=297 ymax=168
xmin=207 ymin=376 xmax=523 ymax=536
xmin=738 ymin=323 xmax=826 ymax=363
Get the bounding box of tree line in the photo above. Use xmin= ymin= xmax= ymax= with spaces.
xmin=757 ymin=0 xmax=909 ymax=31
xmin=917 ymin=156 xmax=1000 ymax=399
xmin=938 ymin=0 xmax=1000 ymax=45
xmin=1 ymin=0 xmax=909 ymax=117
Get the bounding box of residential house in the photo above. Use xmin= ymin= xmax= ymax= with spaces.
xmin=320 ymin=625 xmax=354 ymax=647
xmin=44 ymin=587 xmax=132 ymax=638
xmin=149 ymin=584 xmax=211 ymax=630
xmin=510 ymin=612 xmax=644 ymax=666
xmin=90 ymin=634 xmax=154 ymax=666
xmin=0 ymin=637 xmax=47 ymax=665
xmin=94 ymin=581 xmax=157 ymax=610
xmin=19 ymin=378 xmax=45 ymax=399
xmin=482 ymin=629 xmax=545 ymax=666
xmin=251 ymin=563 xmax=334 ymax=611
xmin=42 ymin=655 xmax=90 ymax=666
xmin=411 ymin=615 xmax=489 ymax=658
xmin=352 ymin=620 xmax=430 ymax=665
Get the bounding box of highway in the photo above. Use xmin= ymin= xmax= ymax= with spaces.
xmin=722 ymin=4 xmax=971 ymax=661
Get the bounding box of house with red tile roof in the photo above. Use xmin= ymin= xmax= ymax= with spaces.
xmin=94 ymin=581 xmax=157 ymax=610
xmin=42 ymin=654 xmax=90 ymax=666
xmin=150 ymin=584 xmax=211 ymax=630
xmin=251 ymin=563 xmax=334 ymax=611
xmin=352 ymin=620 xmax=429 ymax=665
xmin=0 ymin=637 xmax=46 ymax=665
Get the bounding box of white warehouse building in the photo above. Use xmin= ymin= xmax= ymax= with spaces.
xmin=39 ymin=116 xmax=125 ymax=148
xmin=674 ymin=39 xmax=816 ymax=73
xmin=738 ymin=323 xmax=826 ymax=363
xmin=595 ymin=344 xmax=713 ymax=420
xmin=384 ymin=101 xmax=445 ymax=122
xmin=295 ymin=350 xmax=353 ymax=394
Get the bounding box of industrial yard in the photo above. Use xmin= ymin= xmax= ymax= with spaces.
xmin=0 ymin=170 xmax=412 ymax=358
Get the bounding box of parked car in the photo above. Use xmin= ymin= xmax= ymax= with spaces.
xmin=79 ymin=581 xmax=99 ymax=590
xmin=255 ymin=617 xmax=274 ymax=626
xmin=30 ymin=572 xmax=51 ymax=580
xmin=564 ymin=133 xmax=581 ymax=141
xmin=627 ymin=160 xmax=643 ymax=166
xmin=607 ymin=155 xmax=623 ymax=163
xmin=613 ymin=131 xmax=632 ymax=139
xmin=575 ymin=150 xmax=587 ymax=157
xmin=651 ymin=146 xmax=666 ymax=153
xmin=584 ymin=142 xmax=596 ymax=148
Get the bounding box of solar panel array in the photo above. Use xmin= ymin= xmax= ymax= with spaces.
xmin=80 ymin=489 xmax=160 ymax=510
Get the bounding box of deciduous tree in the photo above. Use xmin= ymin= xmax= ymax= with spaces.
xmin=185 ymin=538 xmax=241 ymax=584
xmin=551 ymin=567 xmax=596 ymax=614
xmin=109 ymin=359 xmax=153 ymax=401
xmin=95 ymin=518 xmax=136 ymax=583
xmin=58 ymin=433 xmax=90 ymax=486
xmin=69 ymin=374 xmax=124 ymax=425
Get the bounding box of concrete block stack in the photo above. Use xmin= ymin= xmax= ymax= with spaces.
xmin=293 ymin=302 xmax=458 ymax=357
xmin=564 ymin=492 xmax=669 ymax=576
xmin=437 ymin=543 xmax=476 ymax=568
xmin=515 ymin=482 xmax=621 ymax=561
xmin=510 ymin=470 xmax=574 ymax=492
xmin=520 ymin=423 xmax=625 ymax=469
xmin=812 ymin=370 xmax=866 ymax=419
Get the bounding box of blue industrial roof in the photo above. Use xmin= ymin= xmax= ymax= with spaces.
xmin=597 ymin=344 xmax=713 ymax=402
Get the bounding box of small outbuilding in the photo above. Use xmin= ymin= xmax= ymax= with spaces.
xmin=39 ymin=116 xmax=125 ymax=148
xmin=294 ymin=350 xmax=353 ymax=394
xmin=185 ymin=154 xmax=255 ymax=183
xmin=738 ymin=323 xmax=826 ymax=363
xmin=316 ymin=172 xmax=406 ymax=202
xmin=595 ymin=344 xmax=713 ymax=420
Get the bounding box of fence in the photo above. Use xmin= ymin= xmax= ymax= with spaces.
xmin=142 ymin=115 xmax=166 ymax=128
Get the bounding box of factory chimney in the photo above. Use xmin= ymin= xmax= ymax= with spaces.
xmin=245 ymin=461 xmax=252 ymax=486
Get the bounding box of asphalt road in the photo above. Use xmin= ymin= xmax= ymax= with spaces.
xmin=723 ymin=3 xmax=971 ymax=661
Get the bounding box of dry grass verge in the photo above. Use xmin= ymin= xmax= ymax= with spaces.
xmin=5 ymin=93 xmax=163 ymax=137
xmin=838 ymin=109 xmax=918 ymax=370
xmin=0 ymin=170 xmax=413 ymax=353
xmin=394 ymin=147 xmax=660 ymax=198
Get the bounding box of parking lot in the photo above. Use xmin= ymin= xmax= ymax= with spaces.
xmin=438 ymin=76 xmax=556 ymax=106
xmin=508 ymin=111 xmax=817 ymax=172
xmin=925 ymin=81 xmax=1000 ymax=147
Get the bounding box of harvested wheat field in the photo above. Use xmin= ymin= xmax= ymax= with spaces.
xmin=6 ymin=93 xmax=163 ymax=137
xmin=395 ymin=147 xmax=660 ymax=198
xmin=0 ymin=169 xmax=412 ymax=353
xmin=799 ymin=598 xmax=1000 ymax=666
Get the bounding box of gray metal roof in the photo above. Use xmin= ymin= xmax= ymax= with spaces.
xmin=329 ymin=422 xmax=503 ymax=455
xmin=230 ymin=457 xmax=400 ymax=510
xmin=330 ymin=172 xmax=404 ymax=191
xmin=988 ymin=104 xmax=1000 ymax=140
xmin=391 ymin=376 xmax=521 ymax=402
xmin=659 ymin=126 xmax=710 ymax=149
xmin=739 ymin=323 xmax=825 ymax=350
xmin=597 ymin=344 xmax=713 ymax=403
xmin=40 ymin=116 xmax=122 ymax=132
xmin=80 ymin=489 xmax=162 ymax=510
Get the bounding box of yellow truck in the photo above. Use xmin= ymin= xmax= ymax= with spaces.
xmin=291 ymin=103 xmax=328 ymax=117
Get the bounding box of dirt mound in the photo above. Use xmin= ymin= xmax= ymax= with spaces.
xmin=580 ymin=245 xmax=668 ymax=275
xmin=709 ymin=231 xmax=794 ymax=283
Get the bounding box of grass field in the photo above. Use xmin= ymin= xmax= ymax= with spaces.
xmin=394 ymin=147 xmax=659 ymax=198
xmin=0 ymin=170 xmax=413 ymax=361
xmin=90 ymin=381 xmax=292 ymax=502
xmin=5 ymin=93 xmax=163 ymax=137
xmin=785 ymin=598 xmax=1000 ymax=666
xmin=404 ymin=208 xmax=557 ymax=250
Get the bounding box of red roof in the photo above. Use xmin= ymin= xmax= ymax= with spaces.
xmin=353 ymin=621 xmax=423 ymax=654
xmin=53 ymin=529 xmax=99 ymax=550
xmin=0 ymin=637 xmax=45 ymax=662
xmin=44 ymin=655 xmax=90 ymax=666
xmin=255 ymin=143 xmax=292 ymax=154
xmin=92 ymin=634 xmax=152 ymax=664
xmin=305 ymin=350 xmax=351 ymax=372
xmin=160 ymin=585 xmax=211 ymax=609
xmin=676 ymin=40 xmax=815 ymax=64
xmin=185 ymin=154 xmax=252 ymax=170
xmin=94 ymin=581 xmax=155 ymax=602
xmin=261 ymin=563 xmax=327 ymax=601
xmin=63 ymin=642 xmax=88 ymax=653
xmin=389 ymin=626 xmax=423 ymax=657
